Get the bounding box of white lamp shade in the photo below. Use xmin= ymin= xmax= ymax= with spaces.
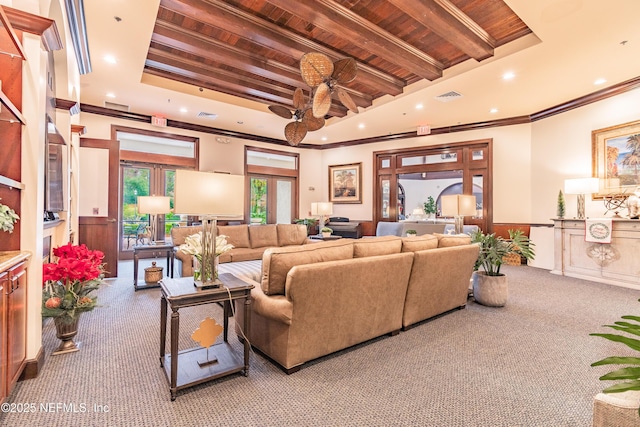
xmin=173 ymin=170 xmax=244 ymax=217
xmin=311 ymin=202 xmax=333 ymax=216
xmin=564 ymin=177 xmax=599 ymax=194
xmin=441 ymin=194 xmax=476 ymax=216
xmin=137 ymin=196 xmax=171 ymax=215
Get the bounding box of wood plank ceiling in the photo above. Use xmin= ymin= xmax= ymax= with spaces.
xmin=145 ymin=0 xmax=532 ymax=120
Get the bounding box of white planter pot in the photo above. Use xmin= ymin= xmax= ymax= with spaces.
xmin=472 ymin=271 xmax=508 ymax=307
xmin=322 ymin=232 xmax=331 ymax=238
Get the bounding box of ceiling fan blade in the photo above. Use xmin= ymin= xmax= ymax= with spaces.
xmin=300 ymin=52 xmax=334 ymax=87
xmin=302 ymin=109 xmax=325 ymax=131
xmin=312 ymin=83 xmax=332 ymax=118
xmin=336 ymin=86 xmax=358 ymax=114
xmin=292 ymin=88 xmax=306 ymax=111
xmin=284 ymin=121 xmax=308 ymax=146
xmin=269 ymin=105 xmax=293 ymax=119
xmin=332 ymin=57 xmax=357 ymax=84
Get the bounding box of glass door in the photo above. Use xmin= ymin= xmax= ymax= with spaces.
xmin=249 ymin=175 xmax=295 ymax=224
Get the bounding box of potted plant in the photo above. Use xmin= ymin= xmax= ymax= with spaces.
xmin=590 ymin=299 xmax=640 ymax=414
xmin=0 ymin=198 xmax=19 ymax=233
xmin=470 ymin=229 xmax=535 ymax=307
xmin=42 ymin=243 xmax=105 ymax=354
xmin=321 ymin=227 xmax=333 ymax=238
xmin=423 ymin=196 xmax=437 ymax=219
xmin=294 ymin=217 xmax=318 ymax=235
xmin=406 ymin=229 xmax=417 ymax=237
xmin=178 ymin=232 xmax=233 ymax=281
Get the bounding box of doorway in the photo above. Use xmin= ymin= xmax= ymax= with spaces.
xmin=249 ymin=175 xmax=296 ymax=224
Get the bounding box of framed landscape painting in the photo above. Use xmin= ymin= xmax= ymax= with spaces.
xmin=592 ymin=119 xmax=640 ymax=198
xmin=329 ymin=163 xmax=362 ymax=204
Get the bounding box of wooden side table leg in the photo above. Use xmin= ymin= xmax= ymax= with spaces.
xmin=223 ymin=300 xmax=229 ymax=342
xmin=160 ymin=295 xmax=167 ymax=367
xmin=243 ymin=294 xmax=251 ymax=376
xmin=170 ymin=308 xmax=179 ymax=401
xmin=133 ymin=250 xmax=139 ymax=290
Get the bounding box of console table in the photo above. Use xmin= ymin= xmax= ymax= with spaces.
xmin=552 ymin=218 xmax=640 ymax=290
xmin=160 ymin=273 xmax=253 ymax=400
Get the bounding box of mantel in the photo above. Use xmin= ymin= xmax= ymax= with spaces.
xmin=551 ymin=218 xmax=640 ymax=290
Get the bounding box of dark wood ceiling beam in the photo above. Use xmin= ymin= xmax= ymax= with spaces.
xmin=267 ymin=0 xmax=443 ymax=80
xmin=146 ymin=49 xmax=349 ymax=117
xmin=387 ymin=0 xmax=495 ymax=60
xmin=159 ymin=0 xmax=404 ymax=95
xmin=152 ymin=21 xmax=373 ymax=108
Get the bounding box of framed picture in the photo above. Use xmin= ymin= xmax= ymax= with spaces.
xmin=329 ymin=163 xmax=362 ymax=204
xmin=592 ymin=120 xmax=640 ymax=198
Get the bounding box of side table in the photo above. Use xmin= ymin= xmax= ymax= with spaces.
xmin=159 ymin=273 xmax=253 ymax=401
xmin=133 ymin=243 xmax=175 ymax=291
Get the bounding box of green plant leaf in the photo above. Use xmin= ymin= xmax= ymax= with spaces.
xmin=590 ymin=333 xmax=640 ymax=352
xmin=600 ymin=367 xmax=640 ymax=380
xmin=592 ymin=357 xmax=640 ymax=367
xmin=622 ymin=315 xmax=640 ymax=323
xmin=602 ymin=380 xmax=640 ymax=393
xmin=606 ymin=324 xmax=640 ymax=337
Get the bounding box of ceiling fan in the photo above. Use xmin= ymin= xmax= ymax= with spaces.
xmin=269 ymin=52 xmax=358 ymax=146
xmin=268 ymin=88 xmax=325 ymax=146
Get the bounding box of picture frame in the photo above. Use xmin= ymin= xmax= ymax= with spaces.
xmin=592 ymin=119 xmax=640 ymax=199
xmin=329 ymin=163 xmax=362 ymax=204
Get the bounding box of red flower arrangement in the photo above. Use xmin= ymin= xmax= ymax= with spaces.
xmin=42 ymin=243 xmax=105 ymax=324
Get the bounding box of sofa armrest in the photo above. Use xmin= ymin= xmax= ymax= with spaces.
xmin=250 ymin=280 xmax=293 ymax=325
xmin=174 ymin=249 xmax=193 ymax=277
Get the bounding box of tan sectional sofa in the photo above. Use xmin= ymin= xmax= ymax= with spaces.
xmin=171 ymin=223 xmax=309 ymax=277
xmin=235 ymin=234 xmax=479 ymax=373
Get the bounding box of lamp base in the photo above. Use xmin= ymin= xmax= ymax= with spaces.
xmin=194 ymin=278 xmax=222 ymax=290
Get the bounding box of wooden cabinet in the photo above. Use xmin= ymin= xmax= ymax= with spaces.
xmin=0 ymin=252 xmax=29 ymax=404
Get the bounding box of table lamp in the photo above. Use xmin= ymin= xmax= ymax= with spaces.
xmin=441 ymin=194 xmax=476 ymax=234
xmin=173 ymin=170 xmax=244 ymax=288
xmin=564 ymin=177 xmax=599 ymax=219
xmin=137 ymin=196 xmax=171 ymax=244
xmin=311 ymin=202 xmax=333 ymax=228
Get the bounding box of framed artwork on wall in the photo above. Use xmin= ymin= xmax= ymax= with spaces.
xmin=592 ymin=119 xmax=640 ymax=199
xmin=329 ymin=162 xmax=362 ymax=204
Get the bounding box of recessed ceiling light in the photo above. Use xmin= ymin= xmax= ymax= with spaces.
xmin=106 ymin=92 xmax=116 ymax=98
xmin=415 ymin=103 xmax=424 ymax=110
xmin=321 ymin=136 xmax=328 ymax=141
xmin=358 ymin=123 xmax=365 ymax=129
xmin=594 ymin=78 xmax=607 ymax=85
xmin=502 ymin=71 xmax=515 ymax=80
xmin=490 ymin=108 xmax=498 ymax=113
xmin=104 ymin=55 xmax=117 ymax=64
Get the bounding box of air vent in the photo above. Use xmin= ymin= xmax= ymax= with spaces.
xmin=104 ymin=101 xmax=130 ymax=112
xmin=197 ymin=112 xmax=218 ymax=120
xmin=434 ymin=91 xmax=463 ymax=102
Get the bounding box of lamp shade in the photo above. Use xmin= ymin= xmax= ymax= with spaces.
xmin=173 ymin=170 xmax=244 ymax=217
xmin=564 ymin=177 xmax=599 ymax=194
xmin=441 ymin=194 xmax=476 ymax=216
xmin=137 ymin=196 xmax=170 ymax=215
xmin=311 ymin=202 xmax=333 ymax=216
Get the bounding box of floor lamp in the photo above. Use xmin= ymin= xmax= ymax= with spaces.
xmin=173 ymin=170 xmax=244 ymax=289
xmin=311 ymin=202 xmax=333 ymax=231
xmin=441 ymin=194 xmax=476 ymax=235
xmin=137 ymin=196 xmax=171 ymax=244
xmin=564 ymin=177 xmax=599 ymax=219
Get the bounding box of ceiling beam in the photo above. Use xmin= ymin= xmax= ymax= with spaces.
xmin=387 ymin=0 xmax=495 ymax=60
xmin=145 ymin=49 xmax=349 ymax=117
xmin=159 ymin=0 xmax=405 ymax=95
xmin=152 ymin=21 xmax=373 ymax=108
xmin=267 ymin=0 xmax=443 ymax=80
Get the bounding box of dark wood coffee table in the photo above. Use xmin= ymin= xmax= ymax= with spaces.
xmin=159 ymin=273 xmax=253 ymax=400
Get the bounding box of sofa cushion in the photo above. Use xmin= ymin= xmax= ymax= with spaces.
xmin=261 ymin=240 xmax=354 ymax=296
xmin=170 ymin=225 xmax=202 ymax=246
xmin=230 ymin=247 xmax=265 ymax=262
xmin=353 ymin=235 xmax=402 ymax=258
xmin=401 ymin=234 xmax=438 ymax=252
xmin=249 ymin=224 xmax=279 ymax=249
xmin=218 ymin=225 xmax=250 ymax=248
xmin=434 ymin=233 xmax=472 ymax=247
xmin=277 ymin=224 xmax=308 ymax=246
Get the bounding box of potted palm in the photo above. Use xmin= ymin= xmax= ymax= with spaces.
xmin=470 ymin=229 xmax=535 ymax=306
xmin=423 ymin=196 xmax=437 ymax=219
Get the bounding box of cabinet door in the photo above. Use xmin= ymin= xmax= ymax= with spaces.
xmin=0 ymin=270 xmax=7 ymax=403
xmin=7 ymin=263 xmax=26 ymax=391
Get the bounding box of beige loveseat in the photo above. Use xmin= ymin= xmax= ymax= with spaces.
xmin=235 ymin=234 xmax=479 ymax=373
xmin=171 ymin=223 xmax=309 ymax=277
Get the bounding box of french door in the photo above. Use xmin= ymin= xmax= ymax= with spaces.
xmin=248 ymin=175 xmax=296 ymax=224
xmin=119 ymin=163 xmax=177 ymax=259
